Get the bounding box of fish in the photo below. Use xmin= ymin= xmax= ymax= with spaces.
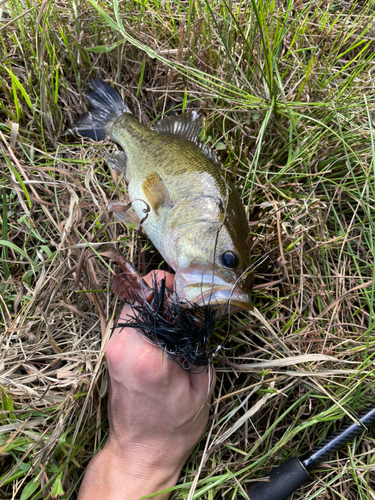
xmin=65 ymin=78 xmax=254 ymax=312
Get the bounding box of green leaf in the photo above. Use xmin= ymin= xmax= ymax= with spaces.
xmin=6 ymin=390 xmax=15 ymax=420
xmin=2 ymin=188 xmax=9 ymax=281
xmin=52 ymin=472 xmax=64 ymax=496
xmin=285 ymin=235 xmax=303 ymax=252
xmin=20 ymin=479 xmax=40 ymax=500
xmin=0 ymin=469 xmax=25 ymax=486
xmin=215 ymin=142 xmax=226 ymax=150
xmin=46 ymin=463 xmax=60 ymax=473
xmin=137 ymin=59 xmax=146 ymax=97
xmin=86 ymin=38 xmax=125 ymax=53
xmin=40 ymin=245 xmax=53 ymax=258
xmin=86 ymin=45 xmax=107 ymax=52
xmin=18 ymin=463 xmax=31 ymax=473
xmin=113 ymin=0 xmax=125 ymax=31
xmin=3 ymin=66 xmax=33 ymax=111
xmin=182 ymin=87 xmax=188 ymax=113
xmin=0 ymin=240 xmax=36 ymax=271
xmin=1 ymin=151 xmax=31 ymax=210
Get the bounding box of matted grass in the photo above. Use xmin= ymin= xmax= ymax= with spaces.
xmin=1 ymin=0 xmax=375 ymax=498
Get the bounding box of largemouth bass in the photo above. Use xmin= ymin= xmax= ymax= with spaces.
xmin=67 ymin=79 xmax=253 ymax=311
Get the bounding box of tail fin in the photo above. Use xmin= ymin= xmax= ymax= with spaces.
xmin=63 ymin=79 xmax=131 ymax=141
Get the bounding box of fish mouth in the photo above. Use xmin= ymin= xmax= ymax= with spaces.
xmin=175 ymin=273 xmax=253 ymax=313
xmin=188 ymin=285 xmax=252 ymax=312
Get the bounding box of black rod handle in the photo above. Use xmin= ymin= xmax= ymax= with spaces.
xmin=237 ymin=402 xmax=375 ymax=499
xmin=237 ymin=457 xmax=309 ymax=500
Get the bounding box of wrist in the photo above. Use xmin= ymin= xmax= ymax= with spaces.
xmin=78 ymin=442 xmax=182 ymax=500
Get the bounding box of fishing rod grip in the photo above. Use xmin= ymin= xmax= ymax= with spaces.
xmin=237 ymin=457 xmax=309 ymax=500
xmin=237 ymin=402 xmax=375 ymax=499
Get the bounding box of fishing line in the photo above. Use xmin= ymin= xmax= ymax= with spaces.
xmin=210 ymin=180 xmax=237 ymax=344
xmin=229 ymin=243 xmax=280 ymax=299
xmin=206 ymin=186 xmax=229 ymax=309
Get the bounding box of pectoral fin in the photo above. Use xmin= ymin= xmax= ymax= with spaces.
xmin=107 ymin=151 xmax=129 ymax=182
xmin=142 ymin=172 xmax=171 ymax=213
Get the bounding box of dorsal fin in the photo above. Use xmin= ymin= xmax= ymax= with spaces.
xmin=153 ymin=111 xmax=222 ymax=168
xmin=154 ymin=111 xmax=202 ymax=141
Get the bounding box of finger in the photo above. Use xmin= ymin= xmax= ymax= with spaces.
xmin=143 ymin=270 xmax=174 ymax=290
xmin=106 ymin=304 xmax=163 ymax=375
xmin=107 ymin=303 xmax=185 ymax=380
xmin=110 ymin=303 xmax=136 ymax=342
xmin=107 ymin=323 xmax=184 ymax=385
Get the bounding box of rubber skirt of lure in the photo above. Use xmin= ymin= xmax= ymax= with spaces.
xmin=115 ymin=278 xmax=219 ymax=370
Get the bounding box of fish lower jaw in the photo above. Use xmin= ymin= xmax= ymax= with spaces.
xmin=182 ymin=285 xmax=252 ymax=313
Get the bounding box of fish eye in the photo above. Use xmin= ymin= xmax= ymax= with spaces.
xmin=220 ymin=251 xmax=239 ymax=269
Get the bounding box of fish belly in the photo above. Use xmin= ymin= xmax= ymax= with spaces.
xmin=127 ymin=179 xmax=171 ymax=266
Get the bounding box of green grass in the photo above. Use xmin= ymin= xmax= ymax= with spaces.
xmin=1 ymin=0 xmax=375 ymax=498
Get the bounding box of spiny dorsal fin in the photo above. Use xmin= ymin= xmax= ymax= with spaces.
xmin=154 ymin=111 xmax=202 ymax=142
xmin=153 ymin=111 xmax=222 ymax=168
xmin=142 ymin=172 xmax=171 ymax=213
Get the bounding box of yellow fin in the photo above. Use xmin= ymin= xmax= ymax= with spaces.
xmin=142 ymin=172 xmax=170 ymax=213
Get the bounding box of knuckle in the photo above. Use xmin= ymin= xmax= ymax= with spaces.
xmin=136 ymin=345 xmax=170 ymax=382
xmin=105 ymin=333 xmax=129 ymax=366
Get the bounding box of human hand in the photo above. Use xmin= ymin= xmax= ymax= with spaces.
xmin=78 ymin=270 xmax=216 ymax=500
